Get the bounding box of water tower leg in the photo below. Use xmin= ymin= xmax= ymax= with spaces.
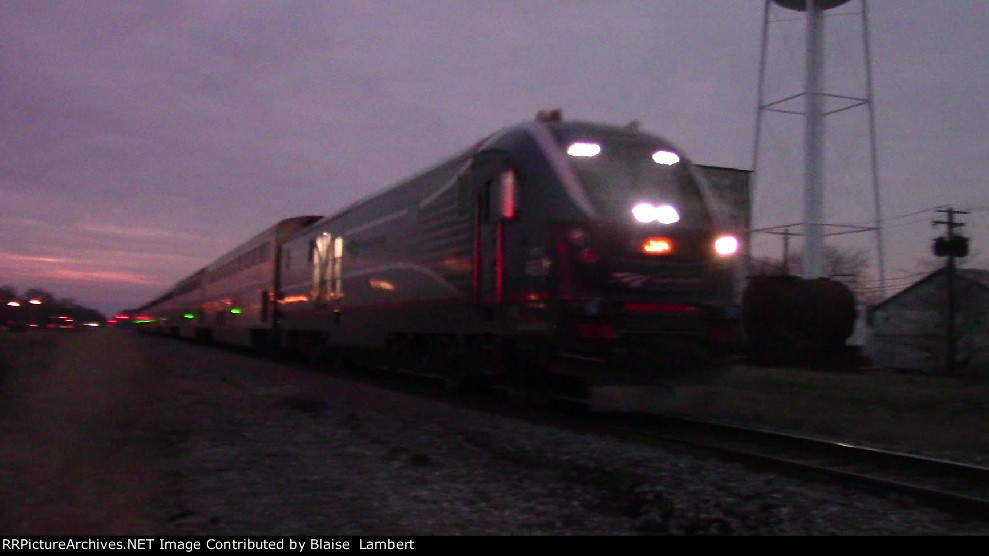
xmin=803 ymin=3 xmax=826 ymax=279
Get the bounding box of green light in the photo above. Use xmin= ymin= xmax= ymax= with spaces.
xmin=183 ymin=313 xmax=195 ymax=319
xmin=230 ymin=308 xmax=242 ymax=314
xmin=134 ymin=319 xmax=154 ymax=324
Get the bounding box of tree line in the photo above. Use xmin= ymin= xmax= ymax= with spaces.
xmin=0 ymin=286 xmax=106 ymax=331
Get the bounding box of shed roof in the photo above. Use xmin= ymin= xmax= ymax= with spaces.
xmin=873 ymin=267 xmax=989 ymax=311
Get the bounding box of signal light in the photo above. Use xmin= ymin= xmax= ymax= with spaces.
xmin=641 ymin=237 xmax=673 ymax=255
xmin=933 ymin=236 xmax=968 ymax=257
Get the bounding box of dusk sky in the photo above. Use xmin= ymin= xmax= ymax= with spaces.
xmin=2 ymin=0 xmax=988 ymax=316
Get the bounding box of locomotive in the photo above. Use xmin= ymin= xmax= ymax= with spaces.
xmin=136 ymin=112 xmax=748 ymax=397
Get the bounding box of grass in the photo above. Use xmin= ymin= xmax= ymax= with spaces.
xmin=676 ymin=365 xmax=989 ymax=457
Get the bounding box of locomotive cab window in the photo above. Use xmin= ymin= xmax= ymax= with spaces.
xmin=555 ymin=132 xmax=710 ymax=227
xmin=482 ymin=169 xmax=518 ymax=223
xmin=312 ymin=233 xmax=332 ymax=303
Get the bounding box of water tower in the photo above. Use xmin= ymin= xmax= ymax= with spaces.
xmin=753 ymin=0 xmax=885 ymax=296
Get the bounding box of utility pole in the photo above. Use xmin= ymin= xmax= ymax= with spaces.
xmin=933 ymin=207 xmax=969 ymax=373
xmin=782 ymin=226 xmax=792 ymax=274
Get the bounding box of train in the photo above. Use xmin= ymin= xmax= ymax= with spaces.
xmin=134 ymin=111 xmax=750 ymax=398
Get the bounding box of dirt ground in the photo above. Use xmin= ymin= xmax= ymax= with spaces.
xmin=0 ymin=331 xmax=162 ymax=534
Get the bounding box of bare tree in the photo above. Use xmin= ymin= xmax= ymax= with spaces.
xmin=750 ymin=245 xmax=872 ymax=298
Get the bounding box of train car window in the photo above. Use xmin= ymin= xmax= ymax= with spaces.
xmin=308 ymin=239 xmax=316 ymax=263
xmin=332 ymin=236 xmax=344 ymax=297
xmin=498 ymin=170 xmax=517 ymax=220
xmin=283 ymin=248 xmax=291 ymax=271
xmin=312 ymin=233 xmax=332 ymax=304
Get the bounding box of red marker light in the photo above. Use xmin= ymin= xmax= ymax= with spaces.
xmin=641 ymin=237 xmax=673 ymax=255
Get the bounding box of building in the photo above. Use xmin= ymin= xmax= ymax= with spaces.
xmin=868 ymin=268 xmax=989 ymax=373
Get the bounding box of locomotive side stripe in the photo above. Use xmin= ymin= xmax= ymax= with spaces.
xmin=283 ymin=263 xmax=462 ymax=296
xmin=343 ymin=209 xmax=407 ymax=237
xmin=418 ymin=159 xmax=472 ymax=208
xmin=344 ymin=263 xmax=462 ymax=296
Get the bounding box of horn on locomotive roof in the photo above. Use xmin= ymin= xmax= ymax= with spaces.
xmin=535 ymin=108 xmax=563 ymax=122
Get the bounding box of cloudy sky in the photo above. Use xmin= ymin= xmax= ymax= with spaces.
xmin=2 ymin=0 xmax=988 ymax=316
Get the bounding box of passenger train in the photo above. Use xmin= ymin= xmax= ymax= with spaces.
xmin=136 ymin=111 xmax=749 ymax=397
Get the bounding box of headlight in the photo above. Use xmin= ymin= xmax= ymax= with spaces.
xmin=652 ymin=150 xmax=680 ymax=165
xmin=714 ymin=235 xmax=739 ymax=256
xmin=567 ymin=142 xmax=601 ymax=157
xmin=632 ymin=203 xmax=679 ymax=224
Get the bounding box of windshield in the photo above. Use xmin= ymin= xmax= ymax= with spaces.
xmin=559 ymin=135 xmax=711 ymax=227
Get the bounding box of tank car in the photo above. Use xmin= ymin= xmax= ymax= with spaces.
xmin=741 ymin=275 xmax=856 ymax=368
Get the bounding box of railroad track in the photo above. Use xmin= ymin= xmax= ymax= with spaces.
xmin=139 ymin=334 xmax=989 ymax=521
xmin=611 ymin=414 xmax=989 ymax=521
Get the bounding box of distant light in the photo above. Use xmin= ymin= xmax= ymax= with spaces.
xmin=135 ymin=315 xmax=152 ymax=321
xmin=108 ymin=319 xmax=118 ymax=324
xmin=59 ymin=315 xmax=70 ymax=320
xmin=115 ymin=314 xmax=130 ymax=320
xmin=714 ymin=235 xmax=740 ymax=256
xmin=28 ymin=323 xmax=39 ymax=328
xmin=29 ymin=299 xmax=42 ymax=305
xmin=230 ymin=308 xmax=242 ymax=314
xmin=183 ymin=313 xmax=195 ymax=319
xmin=567 ymin=142 xmax=601 ymax=157
xmin=641 ymin=237 xmax=674 ymax=255
xmin=6 ymin=301 xmax=20 ymax=307
xmin=652 ymin=150 xmax=680 ymax=165
xmin=83 ymin=322 xmax=100 ymax=327
xmin=632 ymin=203 xmax=679 ymax=224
